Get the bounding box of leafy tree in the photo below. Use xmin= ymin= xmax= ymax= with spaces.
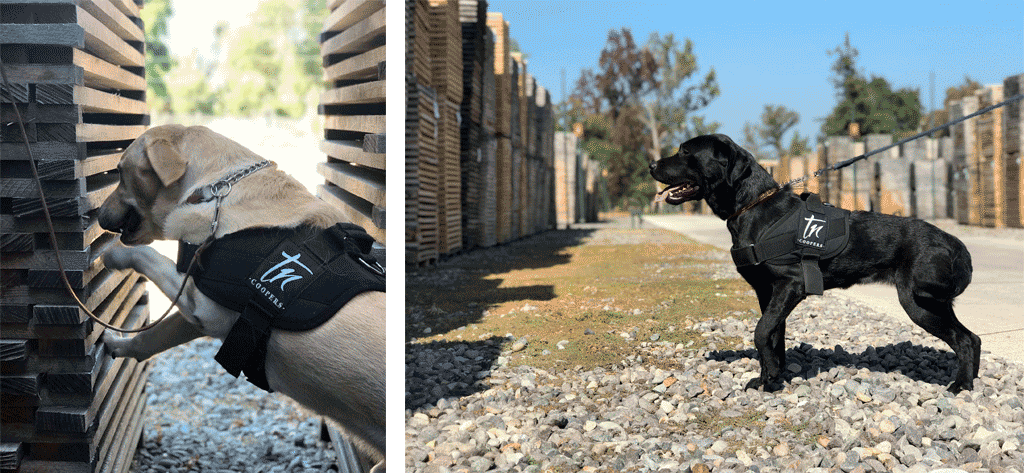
xmin=141 ymin=0 xmax=174 ymax=113
xmin=821 ymin=33 xmax=922 ymax=138
xmin=165 ymin=51 xmax=218 ymax=115
xmin=568 ymin=28 xmax=718 ymax=209
xmin=742 ymin=104 xmax=809 ymax=161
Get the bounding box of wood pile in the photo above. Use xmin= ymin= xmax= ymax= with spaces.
xmin=1 ymin=1 xmax=152 ymax=472
xmin=458 ymin=0 xmax=486 ymax=251
xmin=427 ymin=0 xmax=462 ymax=256
xmin=486 ymin=13 xmax=511 ymax=245
xmin=508 ymin=56 xmax=521 ymax=239
xmin=317 ymin=0 xmax=386 ymax=244
xmin=406 ymin=0 xmax=438 ymax=265
xmin=477 ymin=28 xmax=497 ymax=248
xmin=951 ymin=95 xmax=979 ymax=225
xmin=1005 ymin=74 xmax=1023 ymax=227
xmin=974 ymin=85 xmax=1003 ymax=227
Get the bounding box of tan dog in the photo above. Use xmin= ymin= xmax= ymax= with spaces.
xmin=97 ymin=124 xmax=385 ymax=471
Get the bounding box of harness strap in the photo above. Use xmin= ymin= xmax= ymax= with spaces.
xmin=215 ymin=303 xmax=273 ymax=390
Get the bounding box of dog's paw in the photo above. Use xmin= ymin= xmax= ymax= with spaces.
xmin=102 ymin=244 xmax=135 ymax=270
xmin=744 ymin=378 xmax=764 ymax=391
xmin=745 ymin=377 xmax=783 ymax=392
xmin=947 ymin=379 xmax=973 ymax=394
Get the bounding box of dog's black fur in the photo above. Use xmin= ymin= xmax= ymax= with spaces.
xmin=650 ymin=134 xmax=981 ymax=392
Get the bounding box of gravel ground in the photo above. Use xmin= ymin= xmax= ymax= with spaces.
xmin=405 ymin=224 xmax=1024 ymax=473
xmin=130 ymin=338 xmax=341 ymax=473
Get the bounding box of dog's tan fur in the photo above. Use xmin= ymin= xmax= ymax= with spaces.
xmin=97 ymin=125 xmax=385 ymax=470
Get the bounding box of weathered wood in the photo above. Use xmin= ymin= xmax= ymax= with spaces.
xmin=1 ymin=233 xmax=34 ymax=253
xmin=79 ymin=0 xmax=143 ymax=43
xmin=324 ymin=115 xmax=385 ymax=134
xmin=0 ymin=24 xmax=84 ymax=48
xmin=317 ymin=161 xmax=384 ymax=207
xmin=322 ymin=0 xmax=381 ymax=34
xmin=320 ymin=80 xmax=385 ymax=106
xmin=78 ymin=7 xmax=143 ymax=67
xmin=76 ymin=49 xmax=145 ymax=91
xmin=1 ymin=179 xmax=85 ymax=199
xmin=318 ymin=184 xmax=383 ymax=243
xmin=0 ymin=141 xmax=88 ymax=162
xmin=0 ymin=340 xmax=29 ymax=362
xmin=321 ymin=8 xmax=385 ymax=57
xmin=0 ymin=442 xmax=24 ymax=471
xmin=323 ymin=45 xmax=384 ymax=81
xmin=321 ymin=140 xmax=384 ymax=170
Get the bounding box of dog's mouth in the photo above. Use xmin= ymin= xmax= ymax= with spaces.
xmin=657 ymin=182 xmax=700 ymax=205
xmin=110 ymin=206 xmax=145 ymax=244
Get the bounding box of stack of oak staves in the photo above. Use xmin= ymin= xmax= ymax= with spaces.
xmin=975 ymin=85 xmax=1004 ymax=227
xmin=485 ymin=12 xmax=511 ymax=245
xmin=951 ymin=94 xmax=979 ymax=225
xmin=0 ymin=1 xmax=152 ymax=472
xmin=317 ymin=0 xmax=386 ymax=244
xmin=457 ymin=0 xmax=486 ymax=251
xmin=427 ymin=0 xmax=463 ymax=256
xmin=406 ymin=0 xmax=439 ymax=266
xmin=508 ymin=56 xmax=522 ymax=239
xmin=477 ymin=26 xmax=497 ymax=248
xmin=1005 ymin=74 xmax=1024 ymax=228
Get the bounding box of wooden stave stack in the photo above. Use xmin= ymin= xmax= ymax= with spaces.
xmin=1005 ymin=74 xmax=1023 ymax=228
xmin=477 ymin=27 xmax=497 ymax=248
xmin=457 ymin=0 xmax=486 ymax=251
xmin=406 ymin=0 xmax=439 ymax=266
xmin=1 ymin=1 xmax=152 ymax=472
xmin=318 ymin=0 xmax=386 ymax=245
xmin=486 ymin=13 xmax=511 ymax=245
xmin=975 ymin=85 xmax=1004 ymax=227
xmin=427 ymin=0 xmax=463 ymax=256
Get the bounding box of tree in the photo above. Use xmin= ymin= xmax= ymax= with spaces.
xmin=742 ymin=105 xmax=808 ymax=161
xmin=568 ymin=28 xmax=718 ymax=209
xmin=141 ymin=0 xmax=174 ymax=114
xmin=820 ymin=33 xmax=922 ymax=138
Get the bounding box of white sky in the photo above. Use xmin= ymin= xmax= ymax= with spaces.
xmin=165 ymin=0 xmax=261 ymax=59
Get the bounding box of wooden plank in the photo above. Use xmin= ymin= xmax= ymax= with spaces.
xmin=317 ymin=161 xmax=384 ymax=207
xmin=0 ymin=24 xmax=84 ymax=48
xmin=321 ymin=140 xmax=385 ymax=170
xmin=97 ymin=363 xmax=147 ymax=473
xmin=323 ymin=45 xmax=385 ymax=81
xmin=77 ymin=7 xmax=144 ymax=67
xmin=75 ymin=124 xmax=146 ymax=143
xmin=318 ymin=184 xmax=383 ymax=243
xmin=0 ymin=442 xmax=24 ymax=471
xmin=320 ymin=81 xmax=385 ymax=106
xmin=80 ymin=0 xmax=144 ymax=43
xmin=0 ymin=63 xmax=83 ymax=86
xmin=324 ymin=115 xmax=384 ymax=134
xmin=75 ymin=86 xmax=146 ymax=114
xmin=322 ymin=0 xmax=381 ymax=33
xmin=321 ymin=8 xmax=385 ymax=57
xmin=0 ymin=141 xmax=87 ymax=162
xmin=75 ymin=49 xmax=145 ymax=91
xmin=106 ymin=0 xmax=140 ymax=18
xmin=0 ymin=340 xmax=28 ymax=363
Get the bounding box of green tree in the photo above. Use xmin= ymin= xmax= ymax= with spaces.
xmin=742 ymin=104 xmax=809 ymax=161
xmin=568 ymin=28 xmax=718 ymax=209
xmin=821 ymin=33 xmax=922 ymax=138
xmin=165 ymin=51 xmax=217 ymax=115
xmin=141 ymin=0 xmax=174 ymax=113
xmin=215 ymin=0 xmax=327 ymax=117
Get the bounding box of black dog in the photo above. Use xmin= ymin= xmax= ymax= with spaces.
xmin=650 ymin=134 xmax=980 ymax=392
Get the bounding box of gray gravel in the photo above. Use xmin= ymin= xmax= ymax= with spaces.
xmin=130 ymin=338 xmax=341 ymax=473
xmin=406 ymin=291 xmax=1024 ymax=473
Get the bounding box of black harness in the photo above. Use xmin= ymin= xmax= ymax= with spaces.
xmin=176 ymin=223 xmax=386 ymax=392
xmin=730 ymin=192 xmax=850 ymax=295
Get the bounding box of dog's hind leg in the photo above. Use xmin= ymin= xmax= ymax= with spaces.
xmin=745 ymin=280 xmax=805 ymax=391
xmin=896 ymin=287 xmax=981 ymax=393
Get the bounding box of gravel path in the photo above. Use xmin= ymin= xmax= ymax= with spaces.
xmin=405 ymin=224 xmax=1024 ymax=473
xmin=130 ymin=338 xmax=341 ymax=473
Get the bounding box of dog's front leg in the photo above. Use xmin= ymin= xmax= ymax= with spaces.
xmin=745 ymin=280 xmax=805 ymax=391
xmin=103 ymin=310 xmax=205 ymax=361
xmin=103 ymin=244 xmax=196 ymax=316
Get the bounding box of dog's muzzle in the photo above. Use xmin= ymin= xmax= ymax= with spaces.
xmin=100 ymin=205 xmax=143 ymax=240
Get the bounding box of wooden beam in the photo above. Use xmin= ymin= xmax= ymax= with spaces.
xmin=320 ymin=8 xmax=385 ymax=57
xmin=323 ymin=45 xmax=384 ymax=81
xmin=78 ymin=7 xmax=144 ymax=67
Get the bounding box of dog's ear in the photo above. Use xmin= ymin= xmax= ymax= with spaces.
xmin=718 ymin=135 xmax=753 ymax=187
xmin=144 ymin=129 xmax=188 ymax=186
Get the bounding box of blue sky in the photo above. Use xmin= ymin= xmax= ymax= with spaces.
xmin=487 ymin=1 xmax=1023 ymax=148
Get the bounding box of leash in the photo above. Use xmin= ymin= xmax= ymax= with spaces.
xmin=730 ymin=92 xmax=1024 ymax=219
xmin=1 ymin=59 xmax=263 ymax=333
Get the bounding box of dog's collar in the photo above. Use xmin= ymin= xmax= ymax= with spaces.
xmin=183 ymin=160 xmax=272 ymax=205
xmin=728 ymin=187 xmax=782 ymax=220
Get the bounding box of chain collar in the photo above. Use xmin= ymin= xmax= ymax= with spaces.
xmin=182 ymin=160 xmax=271 ymax=238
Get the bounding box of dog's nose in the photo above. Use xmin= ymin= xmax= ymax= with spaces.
xmin=649 ymin=161 xmax=657 ymax=171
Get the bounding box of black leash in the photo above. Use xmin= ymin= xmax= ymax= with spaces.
xmin=786 ymin=92 xmax=1024 ymax=188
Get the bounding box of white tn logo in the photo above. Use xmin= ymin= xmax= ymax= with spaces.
xmin=802 ymin=215 xmax=826 ymax=240
xmin=261 ymin=252 xmax=313 ymax=291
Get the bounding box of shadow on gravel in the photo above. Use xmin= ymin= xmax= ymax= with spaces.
xmin=405 ymin=337 xmax=505 ymax=411
xmin=708 ymin=340 xmax=959 ymax=388
xmin=406 ymin=228 xmax=595 ymax=340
